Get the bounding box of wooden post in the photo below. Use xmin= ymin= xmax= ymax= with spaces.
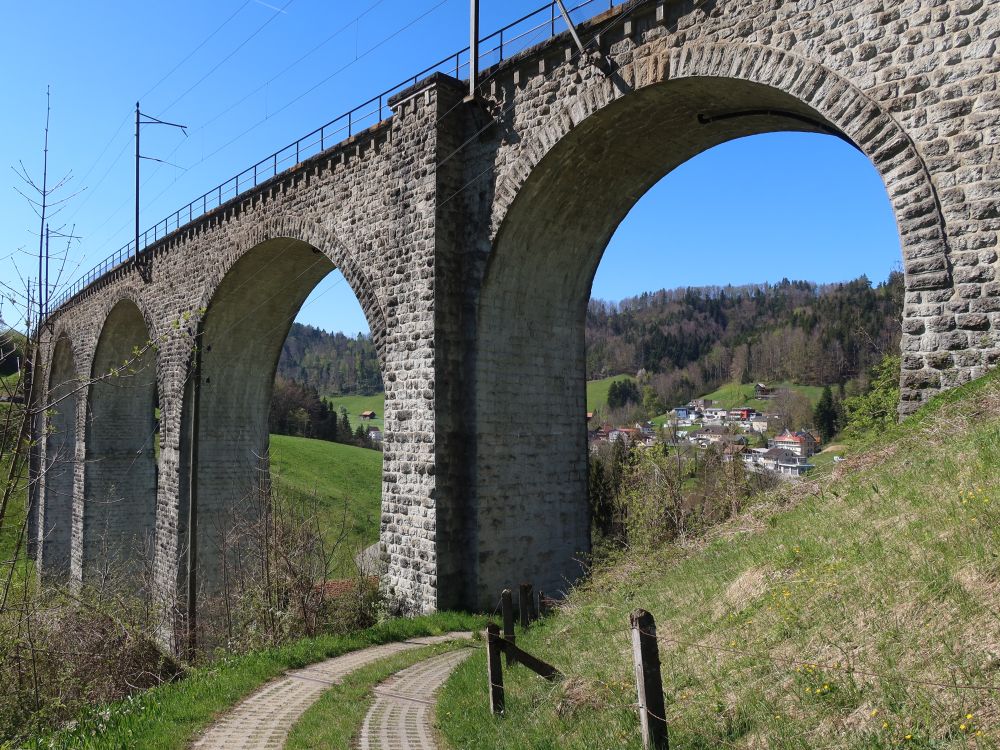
xmin=501 ymin=589 xmax=517 ymax=666
xmin=519 ymin=582 xmax=533 ymax=628
xmin=630 ymin=609 xmax=669 ymax=750
xmin=538 ymin=590 xmax=548 ymax=617
xmin=486 ymin=624 xmax=505 ymax=715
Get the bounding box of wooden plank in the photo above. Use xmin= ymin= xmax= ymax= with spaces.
xmin=501 ymin=588 xmax=517 ymax=666
xmin=630 ymin=609 xmax=669 ymax=750
xmin=519 ymin=582 xmax=533 ymax=628
xmin=486 ymin=623 xmax=505 ymax=715
xmin=499 ymin=637 xmax=561 ymax=681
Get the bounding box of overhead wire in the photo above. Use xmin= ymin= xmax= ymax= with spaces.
xmin=59 ymin=0 xmax=263 ymax=268
xmin=139 ymin=0 xmax=254 ymax=102
xmin=72 ymin=0 xmax=454 ymax=280
xmin=55 ymin=0 xmax=633 ymax=323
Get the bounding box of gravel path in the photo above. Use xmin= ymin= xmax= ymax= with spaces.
xmin=191 ymin=632 xmax=471 ymax=750
xmin=358 ymin=648 xmax=473 ymax=750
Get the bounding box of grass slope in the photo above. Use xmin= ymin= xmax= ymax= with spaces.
xmin=587 ymin=374 xmax=637 ymax=414
xmin=439 ymin=374 xmax=1000 ymax=749
xmin=702 ymin=381 xmax=826 ymax=411
xmin=34 ymin=613 xmax=485 ymax=750
xmin=269 ymin=434 xmax=382 ymax=574
xmin=325 ymin=393 xmax=386 ymax=430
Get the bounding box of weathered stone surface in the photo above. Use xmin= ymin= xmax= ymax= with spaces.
xmin=31 ymin=0 xmax=1000 ymax=642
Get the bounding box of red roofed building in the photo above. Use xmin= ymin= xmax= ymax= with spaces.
xmin=768 ymin=428 xmax=818 ymax=457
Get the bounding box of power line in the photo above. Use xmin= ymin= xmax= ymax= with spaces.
xmin=55 ymin=0 xmax=626 ymax=314
xmin=140 ymin=0 xmax=254 ymax=102
xmin=160 ymin=0 xmax=298 ymax=115
xmin=61 ymin=1 xmax=256 ymax=254
xmin=74 ymin=0 xmax=454 ymax=270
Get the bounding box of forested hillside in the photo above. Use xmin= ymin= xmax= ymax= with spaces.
xmin=587 ymin=272 xmax=903 ymax=409
xmin=277 ymin=323 xmax=382 ymax=394
xmin=279 ymin=274 xmax=903 ymax=413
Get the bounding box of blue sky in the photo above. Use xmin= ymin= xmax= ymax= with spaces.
xmin=1 ymin=0 xmax=900 ymax=335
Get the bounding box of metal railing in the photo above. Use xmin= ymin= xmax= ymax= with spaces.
xmin=51 ymin=0 xmax=622 ymax=312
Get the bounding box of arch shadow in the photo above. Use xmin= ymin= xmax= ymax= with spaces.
xmin=83 ymin=298 xmax=159 ymax=585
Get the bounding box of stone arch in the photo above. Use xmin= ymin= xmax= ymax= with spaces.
xmin=470 ymin=42 xmax=935 ymax=607
xmin=39 ymin=334 xmax=79 ymax=579
xmin=190 ymin=214 xmax=388 ymax=361
xmin=176 ymin=217 xmax=387 ymax=614
xmin=489 ymin=42 xmax=950 ymax=294
xmin=83 ymin=297 xmax=159 ymax=584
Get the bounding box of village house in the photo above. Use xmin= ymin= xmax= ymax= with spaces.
xmin=769 ymin=428 xmax=819 ymax=457
xmin=749 ymin=415 xmax=770 ymax=433
xmin=721 ymin=441 xmax=748 ymax=462
xmin=360 ymin=410 xmax=377 ymax=421
xmin=742 ymin=447 xmax=813 ymax=478
xmin=690 ymin=425 xmax=730 ymax=445
xmin=688 ymin=398 xmax=714 ymax=410
xmin=704 ymin=407 xmax=728 ymax=421
xmin=728 ymin=407 xmax=755 ymax=421
xmin=672 ymin=406 xmax=691 ymax=420
xmin=609 ymin=427 xmax=642 ymax=445
xmin=366 ymin=427 xmax=383 ymax=445
xmin=754 ymin=383 xmax=774 ymax=400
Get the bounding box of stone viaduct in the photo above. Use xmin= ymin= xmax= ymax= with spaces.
xmin=30 ymin=0 xmax=1000 ymax=649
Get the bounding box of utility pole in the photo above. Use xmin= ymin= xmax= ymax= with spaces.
xmin=135 ymin=101 xmax=187 ymax=273
xmin=37 ymin=88 xmax=50 ymax=324
xmin=467 ymin=0 xmax=479 ymax=101
xmin=135 ymin=102 xmax=140 ymax=266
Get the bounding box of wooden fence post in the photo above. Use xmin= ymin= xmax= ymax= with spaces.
xmin=486 ymin=623 xmax=505 ymax=715
xmin=501 ymin=588 xmax=517 ymax=666
xmin=538 ymin=590 xmax=548 ymax=617
xmin=630 ymin=609 xmax=669 ymax=750
xmin=519 ymin=582 xmax=533 ymax=628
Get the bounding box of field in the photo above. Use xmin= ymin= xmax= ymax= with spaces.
xmin=700 ymin=380 xmax=826 ymax=410
xmin=328 ymin=377 xmax=637 ymax=425
xmin=586 ymin=374 xmax=637 ymax=414
xmin=325 ymin=392 xmax=386 ymax=430
xmin=439 ymin=372 xmax=1000 ymax=748
xmin=269 ymin=434 xmax=382 ymax=574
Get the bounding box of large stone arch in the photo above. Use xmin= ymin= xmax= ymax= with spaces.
xmin=38 ymin=333 xmax=79 ymax=579
xmin=175 ymin=215 xmax=388 ymax=626
xmin=489 ymin=42 xmax=950 ymax=293
xmin=190 ymin=214 xmax=388 ymax=360
xmin=83 ymin=297 xmax=159 ymax=585
xmin=469 ymin=43 xmax=944 ymax=607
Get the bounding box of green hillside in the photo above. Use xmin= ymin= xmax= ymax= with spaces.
xmin=324 ymin=393 xmax=386 ymax=430
xmin=651 ymin=381 xmax=827 ymax=427
xmin=699 ymin=380 xmax=826 ymax=411
xmin=587 ymin=374 xmax=637 ymax=414
xmin=439 ymin=374 xmax=1000 ymax=748
xmin=269 ymin=434 xmax=382 ymax=574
